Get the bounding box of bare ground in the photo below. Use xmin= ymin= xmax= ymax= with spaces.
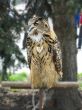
xmin=0 ymin=88 xmax=39 ymax=110
xmin=0 ymin=87 xmax=82 ymax=110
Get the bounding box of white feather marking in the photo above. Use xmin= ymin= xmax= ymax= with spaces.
xmin=36 ymin=46 xmax=43 ymax=53
xmin=30 ymin=33 xmax=43 ymax=42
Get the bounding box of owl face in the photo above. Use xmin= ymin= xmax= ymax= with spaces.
xmin=27 ymin=15 xmax=49 ymax=42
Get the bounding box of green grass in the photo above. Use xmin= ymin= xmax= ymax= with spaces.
xmin=78 ymin=73 xmax=82 ymax=80
xmin=9 ymin=72 xmax=27 ymax=81
xmin=78 ymin=73 xmax=82 ymax=90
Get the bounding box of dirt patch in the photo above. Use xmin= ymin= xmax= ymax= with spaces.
xmin=0 ymin=88 xmax=39 ymax=110
xmin=0 ymin=88 xmax=82 ymax=110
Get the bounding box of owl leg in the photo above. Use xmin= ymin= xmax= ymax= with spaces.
xmin=38 ymin=89 xmax=46 ymax=110
xmin=39 ymin=89 xmax=43 ymax=110
xmin=32 ymin=89 xmax=36 ymax=110
xmin=32 ymin=89 xmax=44 ymax=110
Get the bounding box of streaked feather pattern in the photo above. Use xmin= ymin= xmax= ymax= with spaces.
xmin=26 ymin=15 xmax=63 ymax=88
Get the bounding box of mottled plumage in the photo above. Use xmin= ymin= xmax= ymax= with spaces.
xmin=26 ymin=15 xmax=63 ymax=88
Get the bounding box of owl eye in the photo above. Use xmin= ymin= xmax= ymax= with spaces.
xmin=34 ymin=21 xmax=39 ymax=26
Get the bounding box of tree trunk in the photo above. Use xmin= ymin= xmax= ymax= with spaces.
xmin=43 ymin=88 xmax=82 ymax=110
xmin=2 ymin=63 xmax=7 ymax=81
xmin=62 ymin=33 xmax=77 ymax=81
xmin=2 ymin=56 xmax=9 ymax=81
xmin=26 ymin=0 xmax=82 ymax=109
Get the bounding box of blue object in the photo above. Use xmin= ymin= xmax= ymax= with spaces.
xmin=74 ymin=9 xmax=80 ymax=29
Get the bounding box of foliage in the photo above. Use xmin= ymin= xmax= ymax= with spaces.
xmin=0 ymin=0 xmax=26 ymax=80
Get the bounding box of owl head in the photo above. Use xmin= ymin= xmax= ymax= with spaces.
xmin=27 ymin=15 xmax=56 ymax=42
xmin=27 ymin=15 xmax=49 ymax=42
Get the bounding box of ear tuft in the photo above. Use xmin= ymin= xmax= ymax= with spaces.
xmin=48 ymin=17 xmax=54 ymax=31
xmin=48 ymin=17 xmax=57 ymax=39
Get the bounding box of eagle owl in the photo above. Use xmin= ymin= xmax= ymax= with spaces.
xmin=26 ymin=15 xmax=63 ymax=88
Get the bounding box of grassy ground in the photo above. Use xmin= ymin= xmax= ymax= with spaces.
xmin=9 ymin=72 xmax=27 ymax=81
xmin=8 ymin=72 xmax=31 ymax=83
xmin=0 ymin=72 xmax=30 ymax=82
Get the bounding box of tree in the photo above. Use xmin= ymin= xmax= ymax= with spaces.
xmin=23 ymin=0 xmax=82 ymax=110
xmin=0 ymin=0 xmax=26 ymax=80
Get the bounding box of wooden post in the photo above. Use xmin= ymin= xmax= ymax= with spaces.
xmin=0 ymin=81 xmax=80 ymax=89
xmin=1 ymin=81 xmax=31 ymax=89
